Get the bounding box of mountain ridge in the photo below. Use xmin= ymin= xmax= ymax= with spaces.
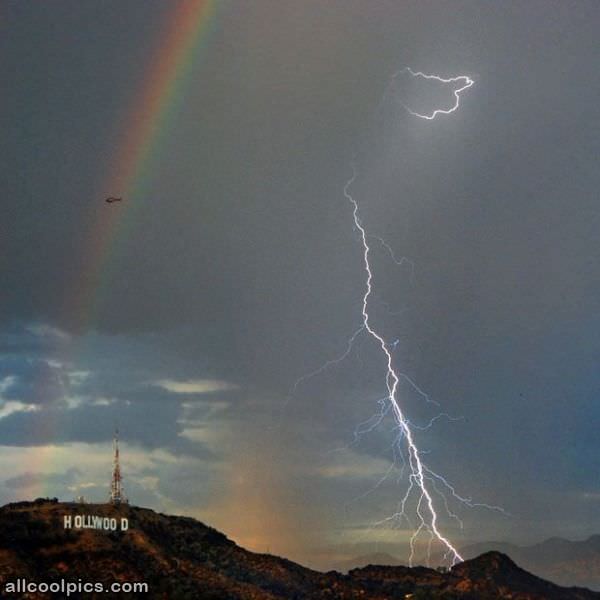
xmin=460 ymin=534 xmax=600 ymax=590
xmin=0 ymin=499 xmax=598 ymax=599
xmin=334 ymin=552 xmax=403 ymax=573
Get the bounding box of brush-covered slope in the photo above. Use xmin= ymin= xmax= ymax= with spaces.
xmin=1 ymin=499 xmax=599 ymax=599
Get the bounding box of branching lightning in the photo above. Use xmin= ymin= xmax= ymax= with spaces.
xmin=394 ymin=67 xmax=474 ymax=120
xmin=290 ymin=325 xmax=365 ymax=398
xmin=343 ymin=166 xmax=464 ymax=564
xmin=290 ymin=68 xmax=501 ymax=567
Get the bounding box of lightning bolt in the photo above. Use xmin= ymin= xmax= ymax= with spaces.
xmin=290 ymin=68 xmax=496 ymax=567
xmin=289 ymin=325 xmax=364 ymax=398
xmin=394 ymin=67 xmax=474 ymax=120
xmin=343 ymin=167 xmax=464 ymax=564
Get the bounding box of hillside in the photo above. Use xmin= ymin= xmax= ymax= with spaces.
xmin=461 ymin=536 xmax=600 ymax=590
xmin=334 ymin=552 xmax=403 ymax=574
xmin=0 ymin=499 xmax=599 ymax=599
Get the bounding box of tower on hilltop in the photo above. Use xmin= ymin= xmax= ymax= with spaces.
xmin=109 ymin=427 xmax=128 ymax=505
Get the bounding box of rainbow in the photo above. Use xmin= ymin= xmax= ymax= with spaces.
xmin=10 ymin=2 xmax=221 ymax=502
xmin=71 ymin=0 xmax=218 ymax=330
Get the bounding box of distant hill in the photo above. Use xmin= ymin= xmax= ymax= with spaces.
xmin=461 ymin=535 xmax=600 ymax=591
xmin=334 ymin=552 xmax=403 ymax=573
xmin=0 ymin=499 xmax=599 ymax=599
xmin=352 ymin=552 xmax=600 ymax=600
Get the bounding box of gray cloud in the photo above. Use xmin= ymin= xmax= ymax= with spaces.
xmin=0 ymin=400 xmax=215 ymax=459
xmin=3 ymin=467 xmax=81 ymax=491
xmin=0 ymin=358 xmax=70 ymax=406
xmin=0 ymin=0 xmax=598 ymax=557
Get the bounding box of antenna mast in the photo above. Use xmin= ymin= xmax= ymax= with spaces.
xmin=109 ymin=427 xmax=127 ymax=505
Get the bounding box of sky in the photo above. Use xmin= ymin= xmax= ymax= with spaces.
xmin=1 ymin=0 xmax=599 ymax=569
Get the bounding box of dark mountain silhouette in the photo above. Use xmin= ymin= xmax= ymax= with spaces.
xmin=460 ymin=535 xmax=600 ymax=590
xmin=351 ymin=552 xmax=600 ymax=600
xmin=0 ymin=499 xmax=599 ymax=599
xmin=334 ymin=552 xmax=403 ymax=573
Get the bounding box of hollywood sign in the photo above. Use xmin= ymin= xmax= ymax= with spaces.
xmin=63 ymin=514 xmax=129 ymax=531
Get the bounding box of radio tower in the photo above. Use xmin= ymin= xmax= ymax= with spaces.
xmin=109 ymin=427 xmax=127 ymax=505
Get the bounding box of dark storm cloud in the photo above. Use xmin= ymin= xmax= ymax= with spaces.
xmin=1 ymin=0 xmax=599 ymax=548
xmin=0 ymin=324 xmax=228 ymax=457
xmin=0 ymin=323 xmax=69 ymax=357
xmin=3 ymin=467 xmax=81 ymax=491
xmin=0 ymin=401 xmax=214 ymax=459
xmin=0 ymin=356 xmax=69 ymax=406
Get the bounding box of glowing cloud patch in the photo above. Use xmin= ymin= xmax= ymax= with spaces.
xmin=156 ymin=379 xmax=238 ymax=394
xmin=393 ymin=67 xmax=474 ymax=120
